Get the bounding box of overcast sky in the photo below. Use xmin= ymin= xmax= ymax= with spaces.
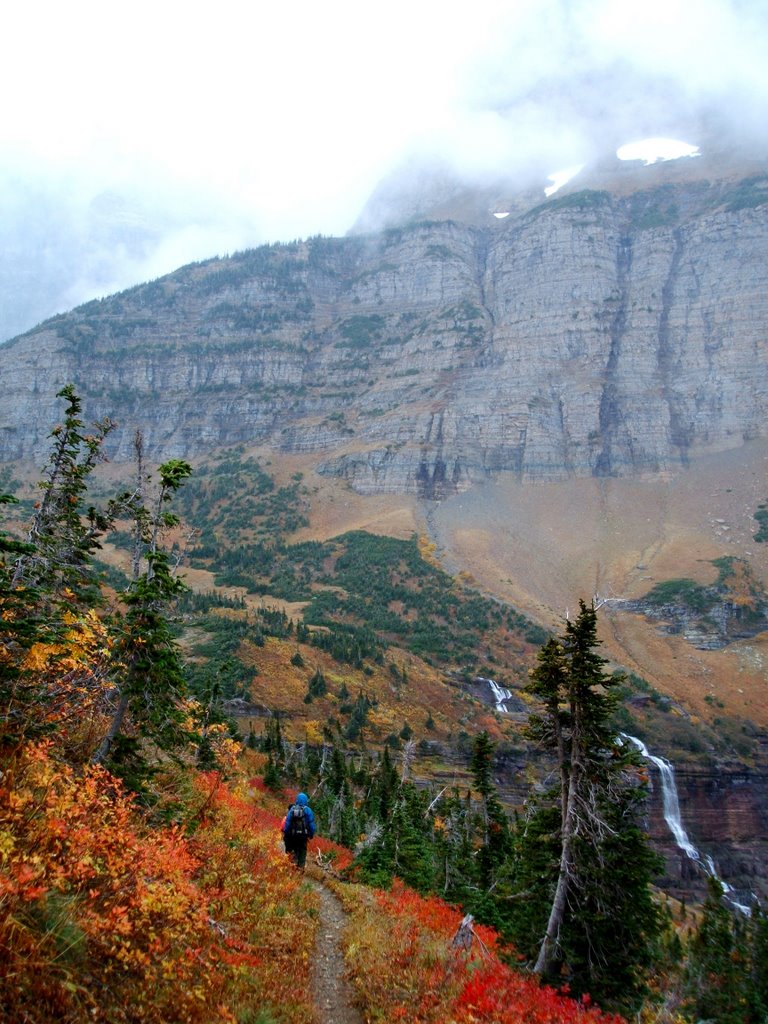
xmin=1 ymin=0 xmax=766 ymax=336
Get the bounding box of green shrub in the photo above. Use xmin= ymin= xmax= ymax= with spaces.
xmin=644 ymin=578 xmax=712 ymax=612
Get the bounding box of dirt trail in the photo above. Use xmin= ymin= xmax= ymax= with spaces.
xmin=308 ymin=879 xmax=363 ymax=1024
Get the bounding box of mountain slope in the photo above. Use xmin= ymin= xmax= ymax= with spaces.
xmin=2 ymin=171 xmax=768 ymax=495
xmin=3 ymin=160 xmax=768 ymax=907
xmin=4 ymin=163 xmax=768 ymax=720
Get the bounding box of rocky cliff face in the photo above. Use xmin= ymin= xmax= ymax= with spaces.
xmin=647 ymin=761 xmax=768 ymax=905
xmin=619 ymin=556 xmax=768 ymax=650
xmin=487 ymin=744 xmax=768 ymax=903
xmin=2 ymin=173 xmax=768 ymax=496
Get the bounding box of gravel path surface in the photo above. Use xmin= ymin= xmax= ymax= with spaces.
xmin=309 ymin=880 xmax=363 ymax=1024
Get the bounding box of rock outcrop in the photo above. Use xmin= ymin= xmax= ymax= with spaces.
xmin=2 ymin=172 xmax=768 ymax=497
xmin=619 ymin=557 xmax=768 ymax=650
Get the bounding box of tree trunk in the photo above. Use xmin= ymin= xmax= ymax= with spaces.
xmin=534 ymin=768 xmax=577 ymax=976
xmin=131 ymin=431 xmax=145 ymax=583
xmin=91 ymin=691 xmax=130 ymax=765
xmin=535 ymin=686 xmax=584 ymax=978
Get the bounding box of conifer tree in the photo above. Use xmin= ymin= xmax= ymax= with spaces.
xmin=684 ymin=880 xmax=767 ymax=1023
xmin=322 ymin=743 xmax=344 ymax=794
xmin=311 ymin=745 xmax=357 ymax=848
xmin=0 ymin=495 xmax=40 ymax=747
xmin=470 ymin=730 xmax=496 ymax=798
xmin=517 ymin=600 xmax=662 ymax=1012
xmin=263 ymin=750 xmax=283 ymax=791
xmin=1 ymin=387 xmax=113 ymax=749
xmin=344 ymin=691 xmax=371 ymax=742
xmin=12 ymin=385 xmax=113 ymax=609
xmin=306 ymin=668 xmax=327 ymax=700
xmin=356 ymin=769 xmax=435 ymax=892
xmin=388 ymin=783 xmax=435 ymax=893
xmin=364 ymin=744 xmax=399 ymax=821
xmin=751 ymin=908 xmax=768 ymax=1017
xmin=92 ymin=452 xmax=192 ymax=773
xmin=262 ymin=712 xmax=284 ymax=755
xmin=470 ymin=731 xmax=512 ymax=893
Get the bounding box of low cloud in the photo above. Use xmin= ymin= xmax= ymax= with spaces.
xmin=1 ymin=0 xmax=765 ymax=341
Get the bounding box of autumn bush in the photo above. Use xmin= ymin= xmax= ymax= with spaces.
xmin=0 ymin=743 xmax=320 ymax=1023
xmin=332 ymin=877 xmax=625 ymax=1024
xmin=1 ymin=742 xmax=216 ymax=1022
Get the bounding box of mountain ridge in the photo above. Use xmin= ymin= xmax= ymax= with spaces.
xmin=2 ymin=169 xmax=768 ymax=497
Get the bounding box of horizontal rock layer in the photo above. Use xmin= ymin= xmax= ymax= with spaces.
xmin=648 ymin=763 xmax=768 ymax=904
xmin=2 ymin=177 xmax=768 ymax=495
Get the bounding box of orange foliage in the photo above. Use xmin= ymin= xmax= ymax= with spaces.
xmin=10 ymin=609 xmax=114 ymax=756
xmin=0 ymin=742 xmax=218 ymax=1021
xmin=0 ymin=743 xmax=318 ymax=1023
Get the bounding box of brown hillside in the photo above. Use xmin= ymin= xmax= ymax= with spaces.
xmin=68 ymin=434 xmax=768 ymax=731
xmin=251 ymin=439 xmax=768 ymax=730
xmin=426 ymin=439 xmax=768 ymax=727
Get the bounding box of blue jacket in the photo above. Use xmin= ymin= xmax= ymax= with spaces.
xmin=283 ymin=792 xmax=315 ymax=839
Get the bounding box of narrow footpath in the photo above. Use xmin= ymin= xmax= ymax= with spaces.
xmin=308 ymin=879 xmax=364 ymax=1024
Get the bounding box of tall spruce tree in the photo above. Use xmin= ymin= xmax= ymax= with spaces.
xmin=92 ymin=450 xmax=192 ymax=775
xmin=12 ymin=385 xmax=113 ymax=610
xmin=516 ymin=600 xmax=663 ymax=1013
xmin=2 ymin=387 xmax=113 ymax=749
xmin=469 ymin=731 xmax=512 ymax=898
xmin=0 ymin=495 xmax=39 ymax=747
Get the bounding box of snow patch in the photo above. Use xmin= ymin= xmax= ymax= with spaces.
xmin=616 ymin=137 xmax=700 ymax=165
xmin=544 ymin=165 xmax=584 ymax=198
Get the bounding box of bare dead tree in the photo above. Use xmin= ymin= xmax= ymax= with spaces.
xmin=400 ymin=738 xmax=416 ymax=782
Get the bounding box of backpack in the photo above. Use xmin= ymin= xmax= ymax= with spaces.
xmin=286 ymin=802 xmax=310 ymax=839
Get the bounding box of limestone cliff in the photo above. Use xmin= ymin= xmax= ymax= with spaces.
xmin=2 ymin=173 xmax=768 ymax=498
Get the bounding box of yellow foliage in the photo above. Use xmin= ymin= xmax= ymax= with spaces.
xmin=304 ymin=720 xmax=324 ymax=745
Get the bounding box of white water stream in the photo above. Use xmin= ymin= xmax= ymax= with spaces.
xmin=621 ymin=734 xmax=752 ymax=914
xmin=477 ymin=676 xmax=514 ymax=713
xmin=476 ymin=687 xmax=753 ymax=911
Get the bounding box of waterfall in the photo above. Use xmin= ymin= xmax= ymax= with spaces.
xmin=621 ymin=734 xmax=751 ymax=914
xmin=476 ymin=676 xmax=514 ymax=713
xmin=622 ymin=734 xmax=700 ymax=859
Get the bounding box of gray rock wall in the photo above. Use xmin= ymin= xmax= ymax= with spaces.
xmin=2 ymin=182 xmax=768 ymax=494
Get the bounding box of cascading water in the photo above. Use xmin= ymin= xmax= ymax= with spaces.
xmin=476 ymin=676 xmax=514 ymax=713
xmin=621 ymin=734 xmax=752 ymax=914
xmin=622 ymin=735 xmax=699 ymax=859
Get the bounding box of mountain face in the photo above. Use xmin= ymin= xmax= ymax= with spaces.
xmin=3 ymin=160 xmax=768 ymax=905
xmin=1 ymin=172 xmax=768 ymax=497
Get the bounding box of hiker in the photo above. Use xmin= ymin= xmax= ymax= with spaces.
xmin=281 ymin=791 xmax=315 ymax=869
